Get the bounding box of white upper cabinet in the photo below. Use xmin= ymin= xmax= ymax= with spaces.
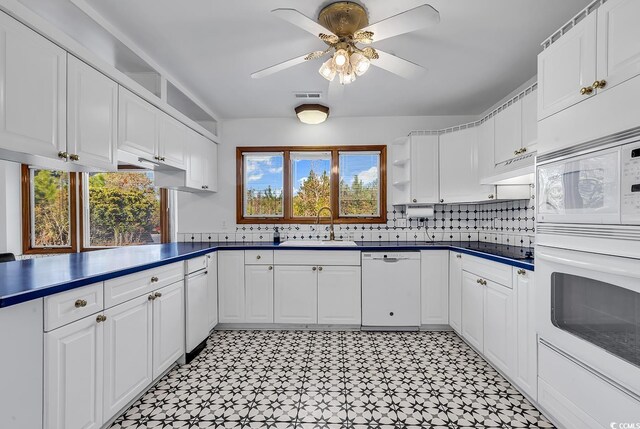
xmin=477 ymin=117 xmax=495 ymax=181
xmin=596 ymin=0 xmax=640 ymax=92
xmin=494 ymin=99 xmax=523 ymax=164
xmin=537 ymin=13 xmax=597 ymax=120
xmin=67 ymin=56 xmax=118 ymax=172
xmin=0 ymin=11 xmax=66 ymax=160
xmin=118 ymin=86 xmax=158 ymax=159
xmin=521 ymin=88 xmax=538 ymax=153
xmin=204 ymin=138 xmax=218 ymax=192
xmin=409 ymin=135 xmax=439 ymax=204
xmin=157 ymin=112 xmax=187 ymax=170
xmin=440 ymin=127 xmax=495 ymax=203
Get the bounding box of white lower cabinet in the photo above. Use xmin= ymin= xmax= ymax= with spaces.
xmin=461 ymin=271 xmax=484 ymax=351
xmin=218 ymin=251 xmax=245 ymax=323
xmin=420 ymin=251 xmax=449 ymax=325
xmin=317 ymin=265 xmax=361 ymax=325
xmin=207 ymin=253 xmax=218 ymax=330
xmin=45 ymin=314 xmax=103 ymax=429
xmin=103 ymin=294 xmax=153 ymax=422
xmin=152 ymin=282 xmax=184 ymax=379
xmin=514 ymin=268 xmax=537 ymax=399
xmin=483 ymin=280 xmax=515 ymax=377
xmin=245 ymin=264 xmax=274 ymax=323
xmin=448 ymin=252 xmax=463 ymax=333
xmin=274 ymin=265 xmax=318 ymax=324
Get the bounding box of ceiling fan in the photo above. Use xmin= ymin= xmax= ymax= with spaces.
xmin=251 ymin=2 xmax=440 ymax=87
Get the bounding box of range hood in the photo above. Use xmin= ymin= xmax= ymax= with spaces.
xmin=481 ymin=151 xmax=535 ymax=185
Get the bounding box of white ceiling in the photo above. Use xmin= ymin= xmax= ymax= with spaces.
xmin=60 ymin=0 xmax=590 ymax=118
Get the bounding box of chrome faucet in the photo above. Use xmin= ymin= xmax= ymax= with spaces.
xmin=316 ymin=206 xmax=335 ymax=241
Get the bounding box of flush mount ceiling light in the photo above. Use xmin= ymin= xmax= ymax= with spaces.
xmin=295 ymin=104 xmax=330 ymax=124
xmin=251 ymin=2 xmax=440 ymax=86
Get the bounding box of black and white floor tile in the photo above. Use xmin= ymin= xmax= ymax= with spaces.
xmin=109 ymin=330 xmax=554 ymax=429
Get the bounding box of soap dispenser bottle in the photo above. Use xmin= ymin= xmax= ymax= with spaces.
xmin=273 ymin=227 xmax=280 ymax=244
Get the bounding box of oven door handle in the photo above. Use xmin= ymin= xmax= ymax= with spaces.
xmin=537 ymin=246 xmax=640 ymax=279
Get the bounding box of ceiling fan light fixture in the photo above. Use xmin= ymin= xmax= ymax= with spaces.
xmin=339 ymin=66 xmax=357 ymax=85
xmin=333 ymin=49 xmax=349 ymax=69
xmin=295 ymin=104 xmax=330 ymax=125
xmin=319 ymin=58 xmax=337 ymax=81
xmin=350 ymin=52 xmax=371 ymax=76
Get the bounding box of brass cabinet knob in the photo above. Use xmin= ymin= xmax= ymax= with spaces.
xmin=517 ymin=269 xmax=526 ymax=275
xmin=312 ymin=266 xmax=317 ymax=271
xmin=154 ymin=292 xmax=162 ymax=298
xmin=440 ymin=199 xmax=444 ymax=203
xmin=456 ymin=254 xmax=462 ymax=259
xmin=592 ymin=79 xmax=607 ymax=89
xmin=148 ymin=294 xmax=156 ymax=301
xmin=57 ymin=151 xmax=69 ymax=160
xmin=477 ymin=278 xmax=482 ymax=284
xmin=74 ymin=299 xmax=87 ymax=308
xmin=154 ymin=156 xmax=160 ymax=160
xmin=318 ymin=266 xmax=323 ymax=271
xmin=268 ymin=266 xmax=273 ymax=271
xmin=482 ymin=280 xmax=487 ymax=286
xmin=69 ymin=154 xmax=79 ymax=161
xmin=256 ymin=255 xmax=261 ymax=260
xmin=150 ymin=276 xmax=159 ymax=283
xmin=96 ymin=315 xmax=107 ymax=323
xmin=413 ymin=199 xmax=417 ymax=203
xmin=514 ymin=150 xmax=519 ymax=156
xmin=580 ymin=86 xmax=594 ymax=95
xmin=161 ymin=156 xmax=166 ymax=161
xmin=488 ymin=194 xmax=495 ymax=200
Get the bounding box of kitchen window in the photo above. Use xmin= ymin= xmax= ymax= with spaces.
xmin=21 ymin=166 xmax=170 ymax=254
xmin=237 ymin=146 xmax=386 ymax=224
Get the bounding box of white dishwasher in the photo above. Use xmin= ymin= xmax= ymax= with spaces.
xmin=362 ymin=252 xmax=421 ymax=327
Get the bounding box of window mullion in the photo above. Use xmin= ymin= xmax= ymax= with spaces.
xmin=283 ymin=150 xmax=292 ymax=221
xmin=331 ymin=149 xmax=340 ymax=219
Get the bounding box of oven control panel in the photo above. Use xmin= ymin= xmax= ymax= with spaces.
xmin=622 ymin=143 xmax=640 ymax=224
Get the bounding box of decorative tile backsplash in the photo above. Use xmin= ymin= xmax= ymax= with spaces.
xmin=179 ymin=198 xmax=535 ymax=247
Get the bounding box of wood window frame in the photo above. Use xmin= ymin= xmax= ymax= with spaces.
xmin=78 ymin=174 xmax=170 ymax=251
xmin=21 ymin=164 xmax=78 ymax=254
xmin=236 ymin=145 xmax=387 ymax=224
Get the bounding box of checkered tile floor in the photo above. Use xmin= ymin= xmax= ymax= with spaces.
xmin=109 ymin=330 xmax=554 ymax=428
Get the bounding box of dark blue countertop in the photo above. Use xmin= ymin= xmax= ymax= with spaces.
xmin=0 ymin=241 xmax=533 ymax=308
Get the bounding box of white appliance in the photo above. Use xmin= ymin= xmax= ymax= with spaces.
xmin=362 ymin=252 xmax=421 ymax=327
xmin=536 ymin=132 xmax=640 ymax=427
xmin=185 ymin=257 xmax=210 ymax=356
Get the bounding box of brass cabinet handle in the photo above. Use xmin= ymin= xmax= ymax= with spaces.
xmin=69 ymin=154 xmax=79 ymax=161
xmin=154 ymin=292 xmax=162 ymax=298
xmin=456 ymin=254 xmax=462 ymax=259
xmin=74 ymin=299 xmax=87 ymax=308
xmin=148 ymin=294 xmax=156 ymax=301
xmin=517 ymin=269 xmax=526 ymax=275
xmin=592 ymin=79 xmax=607 ymax=89
xmin=514 ymin=150 xmax=519 ymax=156
xmin=318 ymin=266 xmax=323 ymax=271
xmin=477 ymin=278 xmax=487 ymax=286
xmin=161 ymin=156 xmax=166 ymax=161
xmin=57 ymin=151 xmax=69 ymax=160
xmin=150 ymin=276 xmax=159 ymax=283
xmin=580 ymin=86 xmax=594 ymax=95
xmin=312 ymin=266 xmax=317 ymax=271
xmin=488 ymin=194 xmax=495 ymax=200
xmin=96 ymin=315 xmax=107 ymax=323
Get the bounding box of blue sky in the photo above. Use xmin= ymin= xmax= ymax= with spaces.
xmin=245 ymin=153 xmax=378 ymax=194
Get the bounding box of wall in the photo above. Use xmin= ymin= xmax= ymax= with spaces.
xmin=177 ymin=115 xmax=477 ymax=233
xmin=0 ymin=160 xmax=21 ymax=254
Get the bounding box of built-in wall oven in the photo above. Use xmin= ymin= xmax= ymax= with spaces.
xmin=536 ymin=132 xmax=640 ymax=427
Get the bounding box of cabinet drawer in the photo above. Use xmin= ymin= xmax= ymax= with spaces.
xmin=44 ymin=283 xmax=104 ymax=331
xmin=104 ymin=262 xmax=183 ymax=308
xmin=186 ymin=255 xmax=208 ymax=274
xmin=274 ymin=250 xmax=360 ymax=266
xmin=462 ymin=254 xmax=512 ymax=288
xmin=245 ymin=250 xmax=274 ymax=265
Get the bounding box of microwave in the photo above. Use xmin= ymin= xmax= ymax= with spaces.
xmin=537 ymin=141 xmax=640 ymax=225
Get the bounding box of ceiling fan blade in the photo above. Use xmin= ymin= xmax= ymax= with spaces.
xmin=251 ymin=54 xmax=309 ymax=79
xmin=361 ymin=4 xmax=440 ymax=42
xmin=272 ymin=8 xmax=337 ymax=39
xmin=327 ymin=77 xmax=344 ymax=101
xmin=372 ymin=50 xmax=426 ymax=79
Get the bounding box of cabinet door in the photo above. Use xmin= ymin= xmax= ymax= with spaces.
xmin=0 ymin=12 xmax=66 ymax=159
xmin=207 ymin=253 xmax=218 ymax=330
xmin=448 ymin=252 xmax=463 ymax=334
xmin=461 ymin=271 xmax=484 ymax=351
xmin=118 ymin=87 xmax=158 ymax=158
xmin=245 ymin=265 xmax=274 ymax=323
xmin=274 ymin=265 xmax=317 ymax=324
xmin=317 ymin=265 xmax=361 ymax=325
xmin=521 ymin=89 xmax=538 ymax=153
xmin=217 ymin=251 xmax=245 ymax=323
xmin=186 ymin=270 xmax=209 ymax=352
xmin=103 ymin=295 xmax=153 ymax=422
xmin=597 ymin=0 xmax=640 ymax=93
xmin=514 ymin=268 xmax=537 ymax=399
xmin=153 ymin=281 xmax=185 ymax=379
xmin=483 ymin=280 xmax=515 ymax=378
xmin=440 ymin=127 xmax=494 ymax=203
xmin=477 ymin=117 xmax=495 ymax=181
xmin=45 ymin=315 xmax=103 ymax=429
xmin=204 ymin=140 xmax=218 ymax=192
xmin=157 ymin=112 xmax=187 ymax=169
xmin=186 ymin=132 xmax=205 ymax=190
xmin=420 ymin=251 xmax=449 ymax=325
xmin=409 ymin=135 xmax=439 ymax=203
xmin=494 ymin=99 xmax=522 ymax=164
xmin=67 ymin=55 xmax=118 ymax=171
xmin=538 ymin=13 xmax=597 ymax=120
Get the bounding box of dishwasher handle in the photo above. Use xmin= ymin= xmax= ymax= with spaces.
xmin=382 ymin=257 xmax=402 ymax=263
